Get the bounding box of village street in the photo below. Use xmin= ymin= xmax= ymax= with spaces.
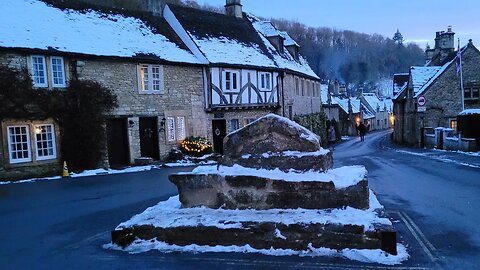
xmin=1 ymin=130 xmax=479 ymax=269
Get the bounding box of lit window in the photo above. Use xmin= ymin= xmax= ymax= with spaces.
xmin=7 ymin=126 xmax=32 ymax=164
xmin=50 ymin=57 xmax=66 ymax=87
xmin=32 ymin=56 xmax=47 ymax=87
xmin=223 ymin=70 xmax=240 ymax=92
xmin=450 ymin=120 xmax=457 ymax=130
xmin=35 ymin=124 xmax=56 ymax=160
xmin=138 ymin=64 xmax=164 ymax=93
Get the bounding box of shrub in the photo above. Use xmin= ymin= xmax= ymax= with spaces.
xmin=179 ymin=136 xmax=213 ymax=157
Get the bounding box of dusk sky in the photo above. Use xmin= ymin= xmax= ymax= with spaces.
xmin=196 ymin=0 xmax=480 ymax=49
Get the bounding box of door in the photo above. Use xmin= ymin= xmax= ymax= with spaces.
xmin=140 ymin=117 xmax=160 ymax=160
xmin=212 ymin=119 xmax=226 ymax=155
xmin=106 ymin=118 xmax=129 ymax=167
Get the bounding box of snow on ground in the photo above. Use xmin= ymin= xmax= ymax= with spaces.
xmin=104 ymin=240 xmax=409 ymax=265
xmin=241 ymin=149 xmax=330 ymax=159
xmin=394 ymin=149 xmax=480 ymax=169
xmin=107 ymin=191 xmax=407 ymax=265
xmin=116 ymin=190 xmax=389 ymax=232
xmin=180 ymin=164 xmax=366 ymax=189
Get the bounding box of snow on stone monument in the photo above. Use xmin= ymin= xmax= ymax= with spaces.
xmin=111 ymin=114 xmax=399 ymax=259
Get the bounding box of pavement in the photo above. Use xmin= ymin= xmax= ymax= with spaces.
xmin=0 ymin=130 xmax=479 ymax=269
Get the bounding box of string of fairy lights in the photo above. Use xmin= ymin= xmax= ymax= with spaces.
xmin=180 ymin=138 xmax=212 ymax=154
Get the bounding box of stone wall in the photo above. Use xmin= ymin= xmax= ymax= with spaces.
xmin=77 ymin=58 xmax=208 ymax=161
xmin=282 ymin=74 xmax=321 ymax=119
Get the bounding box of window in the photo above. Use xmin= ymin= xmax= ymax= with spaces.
xmin=32 ymin=56 xmax=47 ymax=87
xmin=301 ymin=80 xmax=305 ymax=96
xmin=223 ymin=70 xmax=240 ymax=92
xmin=138 ymin=64 xmax=164 ymax=93
xmin=34 ymin=124 xmax=56 ymax=160
xmin=230 ymin=119 xmax=239 ymax=132
xmin=244 ymin=118 xmax=256 ymax=126
xmin=450 ymin=120 xmax=457 ymax=130
xmin=166 ymin=116 xmax=186 ymax=142
xmin=464 ymin=87 xmax=479 ymax=100
xmin=295 ymin=77 xmax=299 ymax=95
xmin=384 ymin=119 xmax=387 ymax=125
xmin=259 ymin=72 xmax=271 ymax=91
xmin=7 ymin=126 xmax=32 ymax=163
xmin=377 ymin=120 xmax=380 ymax=126
xmin=50 ymin=57 xmax=66 ymax=87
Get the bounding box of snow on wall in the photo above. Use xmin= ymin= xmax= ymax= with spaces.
xmin=0 ymin=0 xmax=200 ymax=63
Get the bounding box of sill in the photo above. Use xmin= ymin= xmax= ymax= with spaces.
xmin=9 ymin=159 xmax=33 ymax=165
xmin=36 ymin=156 xmax=57 ymax=161
xmin=139 ymin=91 xmax=164 ymax=95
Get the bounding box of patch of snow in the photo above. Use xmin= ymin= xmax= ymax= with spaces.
xmin=242 ymin=150 xmax=330 ymax=159
xmin=116 ymin=193 xmax=389 ymax=232
xmin=163 ymin=160 xmax=216 ymax=167
xmin=459 ymin=109 xmax=480 ymax=115
xmin=70 ymin=165 xmax=156 ymax=177
xmin=104 ymin=240 xmax=408 ymax=265
xmin=181 ymin=164 xmax=366 ymax=189
xmin=274 ymin=228 xmax=287 ymax=240
xmin=0 ymin=0 xmax=199 ymax=63
xmin=0 ymin=176 xmax=61 ymax=185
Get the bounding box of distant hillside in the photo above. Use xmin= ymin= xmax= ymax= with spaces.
xmin=271 ymin=19 xmax=425 ymax=91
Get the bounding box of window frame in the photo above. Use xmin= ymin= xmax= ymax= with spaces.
xmin=138 ymin=64 xmax=164 ymax=94
xmin=295 ymin=77 xmax=300 ymax=95
xmin=31 ymin=55 xmax=48 ymax=88
xmin=50 ymin=56 xmax=66 ymax=87
xmin=7 ymin=125 xmax=32 ymax=164
xmin=34 ymin=124 xmax=57 ymax=161
xmin=222 ymin=69 xmax=241 ymax=93
xmin=258 ymin=72 xmax=272 ymax=91
xmin=229 ymin=119 xmax=239 ymax=132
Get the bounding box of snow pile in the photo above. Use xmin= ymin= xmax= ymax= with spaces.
xmin=241 ymin=149 xmax=330 ymax=159
xmin=116 ymin=191 xmax=389 ymax=232
xmin=180 ymin=164 xmax=366 ymax=189
xmin=0 ymin=0 xmax=199 ymax=63
xmin=105 ymin=240 xmax=409 ymax=265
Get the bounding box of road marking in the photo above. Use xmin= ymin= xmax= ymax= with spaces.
xmin=393 ymin=211 xmax=437 ymax=263
xmin=401 ymin=213 xmax=437 ymax=252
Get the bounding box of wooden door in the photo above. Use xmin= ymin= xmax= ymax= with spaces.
xmin=140 ymin=117 xmax=159 ymax=160
xmin=212 ymin=119 xmax=226 ymax=155
xmin=106 ymin=118 xmax=129 ymax=167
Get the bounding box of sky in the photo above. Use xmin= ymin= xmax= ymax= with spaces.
xmin=196 ymin=0 xmax=480 ymax=49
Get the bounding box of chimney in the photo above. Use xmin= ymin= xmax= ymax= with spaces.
xmin=225 ymin=0 xmax=243 ymax=19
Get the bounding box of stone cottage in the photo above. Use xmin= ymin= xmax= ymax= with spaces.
xmin=359 ymin=93 xmax=393 ymax=131
xmin=393 ymin=28 xmax=480 ymax=147
xmin=164 ymin=1 xmax=320 ymax=153
xmin=0 ymin=0 xmax=208 ymax=179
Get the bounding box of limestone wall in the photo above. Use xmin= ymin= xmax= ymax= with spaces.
xmin=282 ymin=74 xmax=321 ymax=119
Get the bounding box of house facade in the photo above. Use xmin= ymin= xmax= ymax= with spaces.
xmin=0 ymin=0 xmax=207 ymax=179
xmin=164 ymin=2 xmax=320 ymax=153
xmin=393 ymin=29 xmax=480 ymax=147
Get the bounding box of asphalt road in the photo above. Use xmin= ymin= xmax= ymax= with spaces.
xmin=1 ymin=130 xmax=479 ymax=269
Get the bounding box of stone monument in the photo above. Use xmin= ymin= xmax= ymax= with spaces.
xmin=111 ymin=114 xmax=397 ymax=255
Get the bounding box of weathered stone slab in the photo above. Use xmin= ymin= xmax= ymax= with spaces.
xmin=111 ymin=222 xmax=396 ymax=254
xmin=221 ymin=150 xmax=334 ymax=172
xmin=222 ymin=114 xmax=321 ymax=160
xmin=169 ymin=173 xmax=369 ymax=210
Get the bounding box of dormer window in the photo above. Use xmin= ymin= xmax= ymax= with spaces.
xmin=50 ymin=57 xmax=66 ymax=87
xmin=222 ymin=69 xmax=240 ymax=92
xmin=32 ymin=56 xmax=47 ymax=87
xmin=259 ymin=72 xmax=271 ymax=91
xmin=286 ymin=45 xmax=300 ymax=61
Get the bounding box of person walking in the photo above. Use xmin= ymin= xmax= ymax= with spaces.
xmin=358 ymin=122 xmax=366 ymax=142
xmin=328 ymin=125 xmax=336 ymax=150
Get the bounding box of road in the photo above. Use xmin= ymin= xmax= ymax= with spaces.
xmin=0 ymin=130 xmax=479 ymax=269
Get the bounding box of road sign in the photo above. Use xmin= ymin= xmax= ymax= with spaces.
xmin=417 ymin=96 xmax=427 ymax=106
xmin=417 ymin=106 xmax=426 ymax=112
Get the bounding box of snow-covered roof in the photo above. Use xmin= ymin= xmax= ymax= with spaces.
xmin=336 ymin=98 xmax=360 ymax=114
xmin=410 ymin=66 xmax=443 ymax=96
xmin=459 ymin=109 xmax=480 ymax=115
xmin=279 ymin=32 xmax=299 ymax=47
xmin=254 ymin=21 xmax=282 ymax=38
xmin=0 ymin=0 xmax=200 ymax=64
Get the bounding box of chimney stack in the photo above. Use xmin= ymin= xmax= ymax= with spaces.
xmin=225 ymin=0 xmax=243 ymax=19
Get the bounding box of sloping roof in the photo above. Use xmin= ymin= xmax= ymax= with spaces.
xmin=168 ymin=5 xmax=277 ymax=68
xmin=0 ymin=0 xmax=200 ymax=64
xmin=414 ymin=44 xmax=470 ymax=98
xmin=410 ymin=66 xmax=443 ymax=96
xmin=279 ymin=32 xmax=299 ymax=47
xmin=393 ymin=73 xmax=409 ymax=96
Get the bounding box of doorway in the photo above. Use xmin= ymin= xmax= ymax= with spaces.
xmin=106 ymin=118 xmax=129 ymax=167
xmin=139 ymin=117 xmax=160 ymax=160
xmin=212 ymin=119 xmax=226 ymax=155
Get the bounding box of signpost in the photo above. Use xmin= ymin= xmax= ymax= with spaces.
xmin=417 ymin=96 xmax=427 ymax=112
